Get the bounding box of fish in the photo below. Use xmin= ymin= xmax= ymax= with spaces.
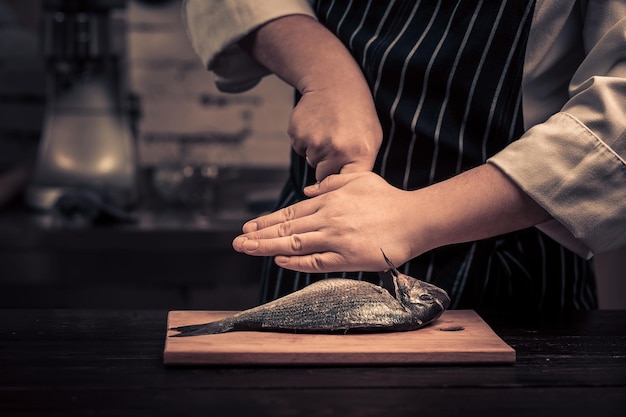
xmin=169 ymin=254 xmax=450 ymax=337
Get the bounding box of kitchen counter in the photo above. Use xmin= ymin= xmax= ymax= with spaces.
xmin=1 ymin=309 xmax=624 ymax=416
xmin=0 ymin=207 xmax=265 ymax=310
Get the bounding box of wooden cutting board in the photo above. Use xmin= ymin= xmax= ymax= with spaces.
xmin=163 ymin=310 xmax=515 ymax=366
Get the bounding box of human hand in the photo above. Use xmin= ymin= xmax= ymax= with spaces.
xmin=233 ymin=165 xmax=553 ymax=274
xmin=238 ymin=14 xmax=382 ymax=181
xmin=289 ymin=84 xmax=383 ymax=182
xmin=232 ymin=172 xmax=422 ymax=273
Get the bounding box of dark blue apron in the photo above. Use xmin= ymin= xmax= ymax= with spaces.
xmin=260 ymin=0 xmax=597 ymax=311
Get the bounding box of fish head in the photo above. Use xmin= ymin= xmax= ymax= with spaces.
xmin=395 ymin=273 xmax=451 ymax=316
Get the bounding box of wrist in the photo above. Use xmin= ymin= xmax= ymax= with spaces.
xmin=401 ymin=188 xmax=445 ymax=259
xmin=240 ymin=15 xmax=370 ymax=96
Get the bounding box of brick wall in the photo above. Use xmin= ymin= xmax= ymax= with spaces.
xmin=126 ymin=0 xmax=292 ymax=169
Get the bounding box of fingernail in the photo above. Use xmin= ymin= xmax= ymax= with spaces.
xmin=232 ymin=236 xmax=245 ymax=250
xmin=243 ymin=222 xmax=258 ymax=233
xmin=303 ymin=183 xmax=319 ymax=194
xmin=243 ymin=240 xmax=259 ymax=251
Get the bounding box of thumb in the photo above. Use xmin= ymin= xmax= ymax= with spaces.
xmin=314 ymin=155 xmax=375 ymax=182
xmin=339 ymin=159 xmax=374 ymax=175
xmin=303 ymin=171 xmax=367 ymax=197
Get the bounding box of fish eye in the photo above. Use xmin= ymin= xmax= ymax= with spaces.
xmin=419 ymin=294 xmax=433 ymax=301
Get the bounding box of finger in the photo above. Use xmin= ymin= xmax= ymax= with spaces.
xmin=241 ymin=200 xmax=319 ymax=233
xmin=233 ymin=214 xmax=320 ymax=251
xmin=314 ymin=159 xmax=342 ymax=182
xmin=303 ymin=172 xmax=359 ymax=197
xmin=289 ymin=130 xmax=308 ymax=158
xmin=275 ymin=251 xmax=345 ymax=273
xmin=339 ymin=160 xmax=374 ymax=174
xmin=315 ymin=155 xmax=376 ymax=182
xmin=235 ymin=231 xmax=327 ymax=258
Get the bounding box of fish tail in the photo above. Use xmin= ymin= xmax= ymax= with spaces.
xmin=169 ymin=320 xmax=232 ymax=337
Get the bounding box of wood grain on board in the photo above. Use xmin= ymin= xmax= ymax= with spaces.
xmin=164 ymin=309 xmax=515 ymax=366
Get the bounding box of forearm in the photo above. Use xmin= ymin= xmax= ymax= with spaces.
xmin=239 ymin=15 xmax=370 ymax=96
xmin=232 ymin=164 xmax=553 ymax=273
xmin=407 ymin=164 xmax=552 ymax=257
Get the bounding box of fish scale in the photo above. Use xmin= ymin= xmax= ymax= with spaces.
xmin=170 ymin=268 xmax=451 ymax=336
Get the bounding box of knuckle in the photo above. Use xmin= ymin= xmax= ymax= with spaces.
xmin=277 ymin=221 xmax=292 ymax=237
xmin=290 ymin=234 xmax=303 ymax=252
xmin=282 ymin=206 xmax=297 ymax=221
xmin=311 ymin=253 xmax=325 ymax=271
xmin=319 ymin=174 xmax=336 ymax=190
xmin=287 ymin=118 xmax=301 ymax=139
xmin=287 ymin=125 xmax=296 ymax=139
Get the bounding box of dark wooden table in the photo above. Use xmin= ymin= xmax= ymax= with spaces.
xmin=1 ymin=309 xmax=625 ymax=416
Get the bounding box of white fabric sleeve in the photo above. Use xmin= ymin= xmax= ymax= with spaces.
xmin=489 ymin=4 xmax=626 ymax=258
xmin=182 ymin=0 xmax=316 ymax=92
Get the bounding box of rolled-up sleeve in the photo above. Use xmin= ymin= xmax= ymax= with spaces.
xmin=182 ymin=0 xmax=315 ymax=92
xmin=489 ymin=2 xmax=626 ymax=257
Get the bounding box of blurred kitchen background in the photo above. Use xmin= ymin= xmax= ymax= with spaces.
xmin=0 ymin=0 xmax=294 ymax=310
xmin=0 ymin=0 xmax=623 ymax=310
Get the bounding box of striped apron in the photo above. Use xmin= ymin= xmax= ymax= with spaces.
xmin=260 ymin=0 xmax=597 ymax=311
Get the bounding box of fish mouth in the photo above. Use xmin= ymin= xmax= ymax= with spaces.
xmin=397 ymin=274 xmax=451 ymax=310
xmin=431 ymin=288 xmax=451 ymax=311
xmin=433 ymin=297 xmax=446 ymax=311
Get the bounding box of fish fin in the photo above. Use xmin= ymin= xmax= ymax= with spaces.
xmin=379 ymin=249 xmax=401 ymax=299
xmin=169 ymin=321 xmax=232 ymax=337
xmin=380 ymin=249 xmax=400 ymax=277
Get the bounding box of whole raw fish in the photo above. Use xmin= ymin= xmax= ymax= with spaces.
xmin=170 ymin=256 xmax=450 ymax=336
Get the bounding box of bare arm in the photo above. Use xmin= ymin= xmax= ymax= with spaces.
xmin=232 ymin=164 xmax=551 ymax=272
xmin=239 ymin=15 xmax=382 ymax=181
xmin=231 ymin=16 xmax=551 ymax=272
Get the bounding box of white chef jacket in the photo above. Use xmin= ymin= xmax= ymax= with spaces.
xmin=182 ymin=0 xmax=626 ymax=259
